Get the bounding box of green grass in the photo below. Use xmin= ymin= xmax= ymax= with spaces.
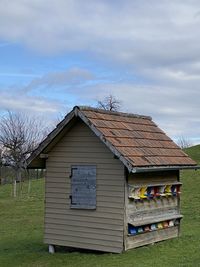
xmin=184 ymin=144 xmax=200 ymax=164
xmin=0 ymin=146 xmax=200 ymax=267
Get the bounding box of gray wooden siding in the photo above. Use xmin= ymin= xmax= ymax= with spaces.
xmin=45 ymin=120 xmax=125 ymax=253
xmin=125 ymin=171 xmax=180 ymax=250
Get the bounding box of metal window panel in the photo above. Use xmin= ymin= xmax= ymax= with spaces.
xmin=70 ymin=165 xmax=96 ymax=209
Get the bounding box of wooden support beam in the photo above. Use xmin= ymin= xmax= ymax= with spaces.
xmin=48 ymin=244 xmax=55 ymax=254
xmin=40 ymin=154 xmax=48 ymax=159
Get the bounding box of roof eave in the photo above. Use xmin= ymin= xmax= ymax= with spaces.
xmin=27 ymin=106 xmax=134 ymax=170
xmin=27 ymin=108 xmax=76 ymax=168
xmin=131 ymin=165 xmax=200 ymax=173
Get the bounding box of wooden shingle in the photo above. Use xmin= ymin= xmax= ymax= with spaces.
xmin=27 ymin=106 xmax=197 ymax=170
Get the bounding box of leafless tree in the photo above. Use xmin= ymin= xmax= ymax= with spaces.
xmin=177 ymin=136 xmax=192 ymax=149
xmin=0 ymin=147 xmax=3 ymax=185
xmin=0 ymin=111 xmax=45 ymax=197
xmin=97 ymin=95 xmax=121 ymax=111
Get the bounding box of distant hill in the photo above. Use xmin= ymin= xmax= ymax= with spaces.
xmin=184 ymin=144 xmax=200 ymax=164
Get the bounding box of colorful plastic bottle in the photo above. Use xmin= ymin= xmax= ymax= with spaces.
xmin=163 ymin=221 xmax=169 ymax=228
xmin=129 ymin=226 xmax=137 ymax=235
xmin=157 ymin=222 xmax=163 ymax=229
xmin=176 ymin=185 xmax=181 ymax=195
xmin=146 ymin=187 xmax=154 ymax=198
xmin=137 ymin=227 xmax=144 ymax=233
xmin=139 ymin=187 xmax=147 ymax=199
xmin=154 ymin=186 xmax=159 ymax=197
xmin=150 ymin=224 xmax=157 ymax=231
xmin=144 ymin=225 xmax=151 ymax=232
xmin=169 ymin=220 xmax=174 ymax=227
xmin=171 ymin=185 xmax=177 ymax=196
xmin=165 ymin=185 xmax=172 ymax=196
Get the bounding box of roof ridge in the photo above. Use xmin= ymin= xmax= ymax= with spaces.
xmin=75 ymin=106 xmax=152 ymax=120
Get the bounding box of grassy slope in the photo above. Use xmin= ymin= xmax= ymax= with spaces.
xmin=0 ymin=146 xmax=200 ymax=267
xmin=184 ymin=144 xmax=200 ymax=164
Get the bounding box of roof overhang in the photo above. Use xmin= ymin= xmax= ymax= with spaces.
xmin=27 ymin=106 xmax=135 ymax=171
xmin=131 ymin=165 xmax=200 ymax=173
xmin=27 ymin=108 xmax=77 ymax=168
xmin=27 ymin=106 xmax=199 ymax=172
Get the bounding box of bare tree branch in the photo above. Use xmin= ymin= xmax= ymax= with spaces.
xmin=0 ymin=111 xmax=45 ymax=168
xmin=177 ymin=136 xmax=192 ymax=149
xmin=97 ymin=95 xmax=122 ymax=111
xmin=0 ymin=111 xmax=46 ymax=196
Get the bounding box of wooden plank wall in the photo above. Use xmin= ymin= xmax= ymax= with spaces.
xmin=125 ymin=171 xmax=180 ymax=250
xmin=45 ymin=119 xmax=125 ymax=253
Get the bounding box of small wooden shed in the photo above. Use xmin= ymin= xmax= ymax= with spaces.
xmin=28 ymin=106 xmax=198 ymax=253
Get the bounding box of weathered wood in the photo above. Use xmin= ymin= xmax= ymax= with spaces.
xmin=124 ymin=169 xmax=128 ymax=246
xmin=45 ymin=197 xmax=124 ymax=208
xmin=46 ymin=184 xmax=123 ymax=196
xmin=46 ymin=180 xmax=123 ymax=191
xmin=45 ymin=203 xmax=124 ymax=215
xmin=128 ymin=171 xmax=178 ymax=185
xmin=45 ymin=192 xmax=124 ymax=202
xmin=45 ymin=223 xmax=123 ymax=237
xmin=124 ymin=170 xmax=182 ymax=250
xmin=45 ymin=228 xmax=122 ymax=242
xmin=47 ymin=158 xmax=123 ymax=165
xmin=125 ymin=226 xmax=179 ymax=250
xmin=44 ymin=120 xmax=125 ymax=253
xmin=45 ymin=208 xmax=123 ymax=220
xmin=127 ymin=197 xmax=178 ymax=213
xmin=128 ymin=214 xmax=183 ymax=226
xmin=45 ymin=217 xmax=124 ymax=231
xmin=29 ymin=107 xmax=185 ymax=252
xmin=128 ymin=181 xmax=182 ymax=188
xmin=47 ymin=167 xmax=123 ymax=175
xmin=44 ymin=238 xmax=123 ymax=253
xmin=45 ymin=212 xmax=123 ymax=225
xmin=49 ymin=152 xmax=114 ymax=160
xmin=44 ymin=233 xmax=123 ymax=249
xmin=128 ymin=208 xmax=180 ymax=223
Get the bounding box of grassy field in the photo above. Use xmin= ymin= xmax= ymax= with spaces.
xmin=0 ymin=147 xmax=200 ymax=267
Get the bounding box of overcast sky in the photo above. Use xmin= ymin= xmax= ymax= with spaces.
xmin=0 ymin=0 xmax=200 ymax=144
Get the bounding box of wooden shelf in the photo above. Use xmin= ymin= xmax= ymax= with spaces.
xmin=128 ymin=214 xmax=183 ymax=227
xmin=128 ymin=194 xmax=180 ymax=200
xmin=127 ymin=225 xmax=178 ymax=236
xmin=128 ymin=182 xmax=182 ymax=200
xmin=128 ymin=182 xmax=182 ymax=189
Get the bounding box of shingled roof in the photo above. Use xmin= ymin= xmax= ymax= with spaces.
xmin=27 ymin=106 xmax=197 ymax=172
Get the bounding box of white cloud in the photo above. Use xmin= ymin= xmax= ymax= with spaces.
xmin=1 ymin=1 xmax=200 ymax=85
xmin=22 ymin=67 xmax=95 ymax=92
xmin=0 ymin=0 xmax=200 ymax=144
xmin=62 ymin=81 xmax=200 ymax=142
xmin=0 ymin=1 xmax=199 ymax=58
xmin=0 ymin=91 xmax=63 ymax=115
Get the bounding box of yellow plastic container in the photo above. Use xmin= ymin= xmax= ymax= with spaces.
xmin=139 ymin=187 xmax=147 ymax=199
